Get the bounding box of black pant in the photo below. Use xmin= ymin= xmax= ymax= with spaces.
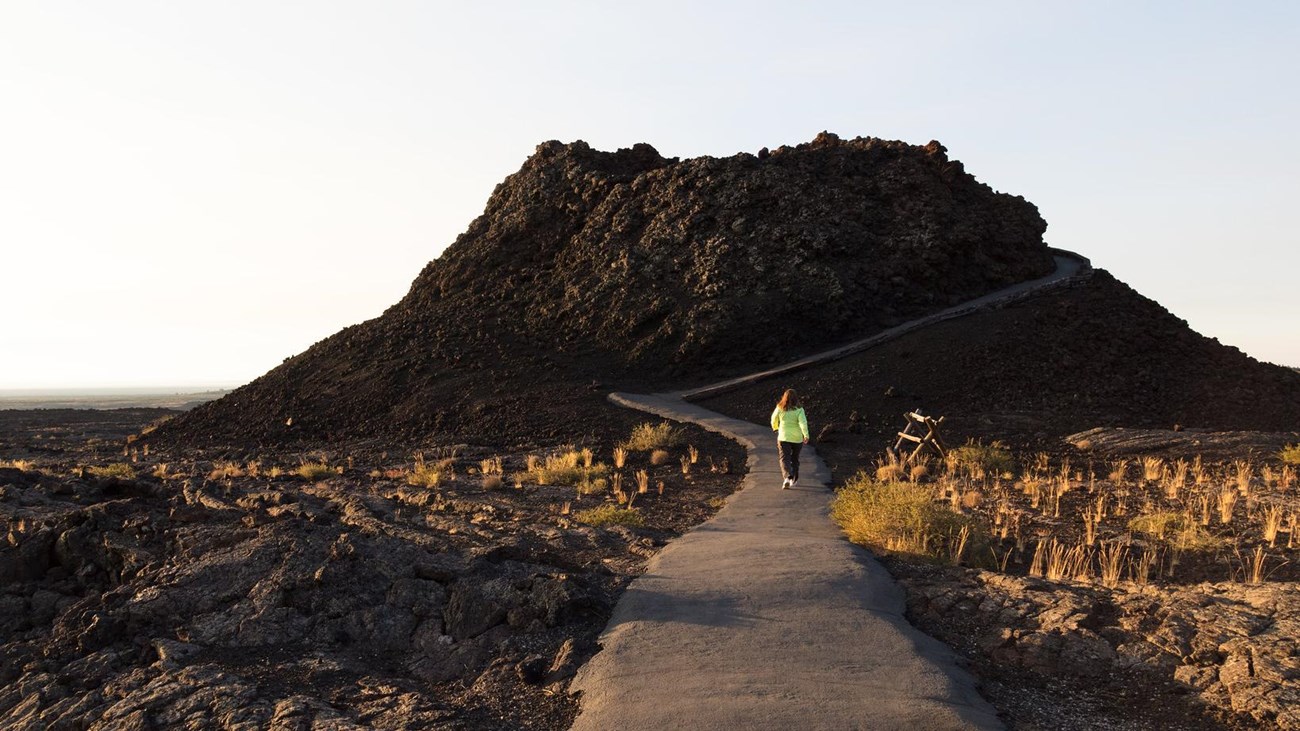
xmin=778 ymin=440 xmax=802 ymax=481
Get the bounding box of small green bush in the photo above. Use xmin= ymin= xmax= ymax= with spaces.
xmin=87 ymin=463 xmax=135 ymax=480
xmin=831 ymin=471 xmax=989 ymax=562
xmin=575 ymin=504 xmax=644 ymax=528
xmin=1128 ymin=512 xmax=1216 ymax=550
xmin=619 ymin=422 xmax=683 ymax=452
xmin=1278 ymin=444 xmax=1300 ymax=465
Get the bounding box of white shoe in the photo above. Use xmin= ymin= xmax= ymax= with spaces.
xmin=781 ymin=478 xmax=791 ymax=490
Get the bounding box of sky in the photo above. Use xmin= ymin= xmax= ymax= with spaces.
xmin=2 ymin=1 xmax=1297 ymax=390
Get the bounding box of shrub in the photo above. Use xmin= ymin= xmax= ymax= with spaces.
xmin=575 ymin=503 xmax=644 ymax=528
xmin=619 ymin=422 xmax=683 ymax=452
xmin=522 ymin=450 xmax=607 ymax=486
xmin=87 ymin=463 xmax=135 ymax=480
xmin=831 ymin=472 xmax=989 ymax=562
xmin=408 ymin=454 xmax=453 ymax=487
xmin=297 ymin=462 xmax=336 ymax=481
xmin=1278 ymin=444 xmax=1300 ymax=465
xmin=1128 ymin=512 xmax=1216 ymax=550
xmin=947 ymin=440 xmax=1015 ymax=477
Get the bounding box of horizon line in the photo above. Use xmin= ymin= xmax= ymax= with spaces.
xmin=0 ymin=386 xmax=236 ymax=397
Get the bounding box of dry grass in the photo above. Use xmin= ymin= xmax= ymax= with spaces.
xmin=1217 ymin=488 xmax=1239 ymax=524
xmin=1128 ymin=512 xmax=1216 ymax=550
xmin=1141 ymin=456 xmax=1164 ymax=482
xmin=947 ymin=440 xmax=1014 ymax=479
xmin=298 ymin=462 xmax=337 ymax=481
xmin=1107 ymin=459 xmax=1128 ymax=484
xmin=619 ymin=422 xmax=683 ymax=452
xmin=0 ymin=459 xmax=36 ymax=472
xmin=1164 ymin=459 xmax=1188 ymax=499
xmin=1034 ymin=539 xmax=1091 ymax=582
xmin=520 ymin=450 xmax=607 ymax=486
xmin=831 ymin=471 xmax=988 ymax=562
xmin=1233 ymin=460 xmax=1254 ymax=495
xmin=1278 ymin=444 xmax=1300 ymax=465
xmin=874 ymin=442 xmax=1300 ymax=585
xmin=650 ymin=449 xmax=670 ymax=466
xmin=1261 ymin=504 xmax=1284 ymax=546
xmin=575 ymin=503 xmax=644 ymax=528
xmin=612 ymin=447 xmax=627 ymax=469
xmin=876 ymin=451 xmax=905 ymax=482
xmin=1098 ymin=542 xmax=1127 ymax=588
xmin=407 ymin=454 xmax=453 ymax=487
xmin=87 ymin=463 xmax=135 ymax=480
xmin=1237 ymin=546 xmax=1270 ymax=584
xmin=208 ymin=461 xmax=246 ymax=480
xmin=575 ymin=476 xmax=608 ymax=496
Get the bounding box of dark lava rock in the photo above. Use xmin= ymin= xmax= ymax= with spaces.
xmin=154 ymin=133 xmax=1052 ymax=449
xmin=701 ymin=270 xmax=1300 ymax=462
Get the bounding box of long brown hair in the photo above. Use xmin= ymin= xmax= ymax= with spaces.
xmin=776 ymin=389 xmax=800 ymax=411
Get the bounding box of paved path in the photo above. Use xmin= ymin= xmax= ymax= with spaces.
xmin=569 ymin=253 xmax=1091 ymax=730
xmin=681 ymin=253 xmax=1086 ymax=400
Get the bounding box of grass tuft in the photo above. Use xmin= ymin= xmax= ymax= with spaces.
xmin=521 ymin=450 xmax=607 ymax=486
xmin=947 ymin=440 xmax=1014 ymax=477
xmin=1128 ymin=512 xmax=1216 ymax=550
xmin=408 ymin=454 xmax=453 ymax=487
xmin=831 ymin=471 xmax=989 ymax=562
xmin=575 ymin=503 xmax=644 ymax=528
xmin=619 ymin=422 xmax=683 ymax=452
xmin=297 ymin=462 xmax=336 ymax=481
xmin=87 ymin=463 xmax=135 ymax=480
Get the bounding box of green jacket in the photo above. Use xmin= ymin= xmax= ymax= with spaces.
xmin=771 ymin=406 xmax=809 ymax=443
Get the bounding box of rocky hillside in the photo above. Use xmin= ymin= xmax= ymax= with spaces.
xmin=699 ymin=269 xmax=1300 ymax=470
xmin=156 ymin=133 xmax=1054 ymax=448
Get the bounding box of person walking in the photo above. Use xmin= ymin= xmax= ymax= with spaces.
xmin=770 ymin=389 xmax=810 ymax=489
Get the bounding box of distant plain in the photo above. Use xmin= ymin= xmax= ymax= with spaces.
xmin=0 ymin=388 xmax=230 ymax=411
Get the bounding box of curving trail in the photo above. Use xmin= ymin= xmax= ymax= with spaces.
xmin=569 ymin=253 xmax=1091 ymax=731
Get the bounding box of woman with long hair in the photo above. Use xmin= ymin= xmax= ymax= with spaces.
xmin=770 ymin=388 xmax=810 ymax=489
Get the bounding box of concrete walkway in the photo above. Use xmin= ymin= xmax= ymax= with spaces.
xmin=569 ymin=396 xmax=1002 ymax=730
xmin=569 ymin=253 xmax=1092 ymax=730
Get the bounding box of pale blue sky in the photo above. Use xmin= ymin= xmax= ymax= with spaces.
xmin=2 ymin=1 xmax=1297 ymax=389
